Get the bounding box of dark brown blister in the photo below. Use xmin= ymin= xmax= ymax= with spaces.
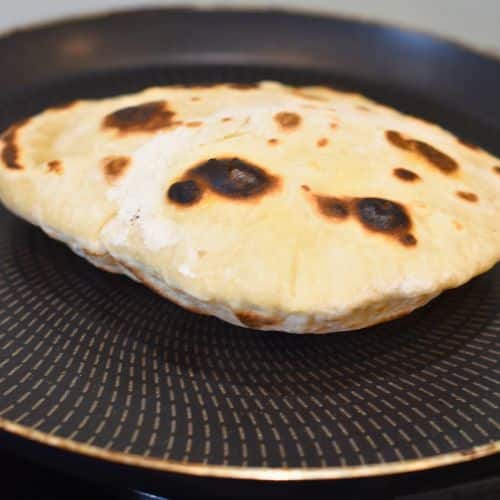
xmin=103 ymin=101 xmax=177 ymax=134
xmin=102 ymin=156 xmax=131 ymax=182
xmin=47 ymin=160 xmax=63 ymax=174
xmin=167 ymin=157 xmax=279 ymax=206
xmin=1 ymin=119 xmax=29 ymax=170
xmin=456 ymin=191 xmax=479 ymax=203
xmin=274 ymin=111 xmax=301 ymax=130
xmin=312 ymin=193 xmax=417 ymax=247
xmin=167 ymin=180 xmax=203 ymax=206
xmin=315 ymin=196 xmax=350 ymax=219
xmin=393 ymin=167 xmax=420 ymax=182
xmin=386 ymin=130 xmax=458 ymax=174
xmin=194 ymin=158 xmax=278 ymax=198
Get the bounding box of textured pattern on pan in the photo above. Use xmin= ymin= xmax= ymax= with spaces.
xmin=0 ymin=211 xmax=498 ymax=472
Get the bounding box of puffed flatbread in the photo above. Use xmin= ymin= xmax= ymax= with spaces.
xmin=1 ymin=82 xmax=499 ymax=332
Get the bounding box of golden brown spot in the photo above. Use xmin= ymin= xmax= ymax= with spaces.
xmin=1 ymin=119 xmax=29 ymax=170
xmin=393 ymin=168 xmax=420 ymax=182
xmin=186 ymin=121 xmax=203 ymax=128
xmin=315 ymin=195 xmax=350 ymax=219
xmin=317 ymin=138 xmax=329 ymax=148
xmin=415 ymin=141 xmax=458 ymax=173
xmin=191 ymin=96 xmax=201 ymax=102
xmin=385 ymin=130 xmax=408 ymax=149
xmin=228 ymin=83 xmax=259 ymax=90
xmin=83 ymin=249 xmax=107 ymax=258
xmin=357 ymin=105 xmax=371 ymax=112
xmin=102 ymin=156 xmax=131 ymax=182
xmin=312 ymin=194 xmax=417 ymax=247
xmin=221 ymin=117 xmax=232 ymax=123
xmin=274 ymin=112 xmax=301 ymax=130
xmin=267 ymin=138 xmax=279 ymax=146
xmin=236 ymin=311 xmax=278 ymax=329
xmin=301 ymin=185 xmax=311 ymax=192
xmin=167 ymin=157 xmax=280 ymax=206
xmin=386 ymin=130 xmax=458 ymax=174
xmin=1 ymin=129 xmax=20 ymax=169
xmin=453 ymin=220 xmax=463 ymax=230
xmin=456 ymin=191 xmax=478 ymax=203
xmin=330 ymin=123 xmax=338 ymax=129
xmin=47 ymin=160 xmax=63 ymax=174
xmin=493 ymin=166 xmax=500 ymax=175
xmin=103 ymin=101 xmax=176 ymax=134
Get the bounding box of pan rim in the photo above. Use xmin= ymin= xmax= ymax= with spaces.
xmin=0 ymin=6 xmax=499 ymax=65
xmin=1 ymin=418 xmax=498 ymax=480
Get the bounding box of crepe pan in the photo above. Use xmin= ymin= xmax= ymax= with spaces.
xmin=0 ymin=8 xmax=498 ymax=499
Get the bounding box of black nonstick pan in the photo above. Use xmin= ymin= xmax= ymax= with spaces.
xmin=0 ymin=8 xmax=498 ymax=499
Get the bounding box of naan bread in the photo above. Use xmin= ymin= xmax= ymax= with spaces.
xmin=0 ymin=82 xmax=499 ymax=333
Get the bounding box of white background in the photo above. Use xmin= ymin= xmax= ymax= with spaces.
xmin=1 ymin=0 xmax=500 ymax=55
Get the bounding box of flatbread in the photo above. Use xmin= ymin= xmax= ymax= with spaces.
xmin=0 ymin=82 xmax=499 ymax=333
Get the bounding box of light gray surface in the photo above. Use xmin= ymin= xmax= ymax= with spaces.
xmin=1 ymin=0 xmax=500 ymax=55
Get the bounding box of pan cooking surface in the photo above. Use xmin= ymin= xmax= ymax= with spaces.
xmin=0 ymin=214 xmax=498 ymax=472
xmin=0 ymin=9 xmax=498 ymax=480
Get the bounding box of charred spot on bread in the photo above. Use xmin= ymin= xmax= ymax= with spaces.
xmin=47 ymin=160 xmax=63 ymax=174
xmin=1 ymin=119 xmax=29 ymax=170
xmin=456 ymin=191 xmax=478 ymax=202
xmin=311 ymin=192 xmax=417 ymax=247
xmin=167 ymin=180 xmax=203 ymax=205
xmin=189 ymin=158 xmax=277 ymax=199
xmin=393 ymin=167 xmax=420 ymax=182
xmin=274 ymin=112 xmax=301 ymax=130
xmin=167 ymin=157 xmax=279 ymax=206
xmin=386 ymin=130 xmax=458 ymax=174
xmin=102 ymin=156 xmax=131 ymax=182
xmin=103 ymin=101 xmax=177 ymax=134
xmin=315 ymin=196 xmax=350 ymax=219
